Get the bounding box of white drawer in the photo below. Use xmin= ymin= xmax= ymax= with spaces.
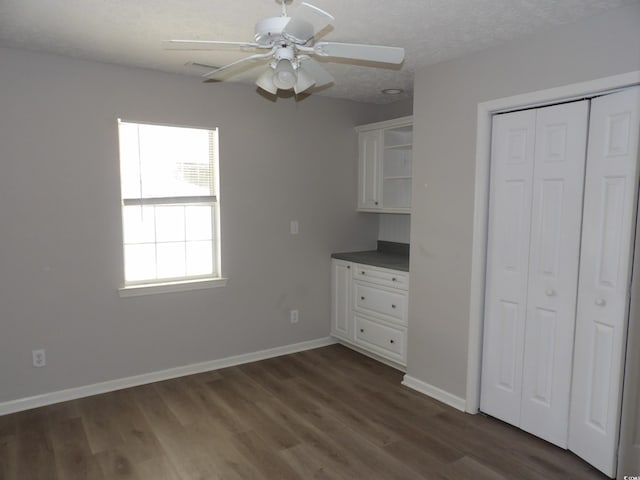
xmin=354 ymin=315 xmax=406 ymax=364
xmin=353 ymin=264 xmax=408 ymax=290
xmin=353 ymin=281 xmax=407 ymax=325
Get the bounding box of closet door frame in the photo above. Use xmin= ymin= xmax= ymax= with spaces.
xmin=467 ymin=71 xmax=640 ymax=414
xmin=467 ymin=72 xmax=640 ymax=477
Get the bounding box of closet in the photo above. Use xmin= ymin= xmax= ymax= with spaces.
xmin=481 ymin=87 xmax=640 ymax=477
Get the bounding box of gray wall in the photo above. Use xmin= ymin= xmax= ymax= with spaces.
xmin=372 ymin=98 xmax=413 ymax=122
xmin=0 ymin=46 xmax=391 ymax=403
xmin=378 ymin=214 xmax=411 ymax=243
xmin=407 ymin=3 xmax=640 ymax=398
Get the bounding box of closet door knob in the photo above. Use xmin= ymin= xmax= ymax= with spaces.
xmin=545 ymin=289 xmax=556 ymax=297
xmin=391 ymin=304 xmax=396 ymax=309
xmin=360 ymin=328 xmax=364 ymax=333
xmin=390 ymin=339 xmax=395 ymax=344
xmin=595 ymin=298 xmax=606 ymax=306
xmin=361 ymin=296 xmax=365 ymax=300
xmin=392 ymin=277 xmax=397 ymax=282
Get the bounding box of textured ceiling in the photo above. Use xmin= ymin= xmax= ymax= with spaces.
xmin=0 ymin=0 xmax=636 ymax=103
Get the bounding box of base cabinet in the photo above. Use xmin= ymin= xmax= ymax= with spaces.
xmin=331 ymin=259 xmax=409 ymax=366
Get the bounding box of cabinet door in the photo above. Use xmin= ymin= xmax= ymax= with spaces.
xmin=520 ymin=100 xmax=589 ymax=448
xmin=331 ymin=259 xmax=352 ymax=340
xmin=569 ymin=86 xmax=640 ymax=477
xmin=358 ymin=130 xmax=382 ymax=210
xmin=481 ymin=109 xmax=536 ymax=426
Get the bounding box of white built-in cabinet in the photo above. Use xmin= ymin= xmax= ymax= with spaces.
xmin=356 ymin=116 xmax=413 ymax=213
xmin=481 ymin=87 xmax=640 ymax=478
xmin=331 ymin=259 xmax=409 ymax=366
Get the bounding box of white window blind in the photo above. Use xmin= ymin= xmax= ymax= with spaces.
xmin=118 ymin=120 xmax=221 ymax=286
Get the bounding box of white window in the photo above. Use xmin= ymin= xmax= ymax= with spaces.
xmin=117 ymin=120 xmax=223 ymax=294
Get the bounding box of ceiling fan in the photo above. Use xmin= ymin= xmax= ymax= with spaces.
xmin=163 ymin=0 xmax=405 ymax=95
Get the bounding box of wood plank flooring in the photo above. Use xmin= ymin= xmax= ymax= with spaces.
xmin=0 ymin=344 xmax=607 ymax=479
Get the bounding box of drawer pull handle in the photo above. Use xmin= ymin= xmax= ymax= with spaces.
xmin=361 ymin=271 xmax=365 ymax=275
xmin=374 ymin=201 xmax=379 ymax=205
xmin=392 ymin=277 xmax=397 ymax=282
xmin=391 ymin=304 xmax=396 ymax=309
xmin=360 ymin=328 xmax=364 ymax=333
xmin=361 ymin=296 xmax=365 ymax=300
xmin=390 ymin=339 xmax=395 ymax=344
xmin=347 ymin=265 xmax=350 ymax=269
xmin=595 ymin=298 xmax=606 ymax=307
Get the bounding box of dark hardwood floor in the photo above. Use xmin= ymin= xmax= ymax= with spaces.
xmin=0 ymin=344 xmax=607 ymax=479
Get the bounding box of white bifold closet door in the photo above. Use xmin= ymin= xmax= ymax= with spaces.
xmin=568 ymin=86 xmax=640 ymax=478
xmin=481 ymin=100 xmax=589 ymax=447
xmin=481 ymin=108 xmax=536 ymax=427
xmin=520 ymin=101 xmax=589 ymax=447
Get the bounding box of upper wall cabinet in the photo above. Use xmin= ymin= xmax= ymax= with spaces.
xmin=356 ymin=116 xmax=413 ymax=214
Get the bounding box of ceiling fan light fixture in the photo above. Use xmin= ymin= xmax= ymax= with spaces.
xmin=256 ymin=69 xmax=278 ymax=94
xmin=166 ymin=2 xmax=406 ymax=99
xmin=272 ymin=59 xmax=297 ymax=90
xmin=294 ymin=68 xmax=316 ymax=94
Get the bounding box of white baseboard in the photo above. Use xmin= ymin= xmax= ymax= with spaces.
xmin=401 ymin=374 xmax=466 ymax=412
xmin=0 ymin=337 xmax=337 ymax=416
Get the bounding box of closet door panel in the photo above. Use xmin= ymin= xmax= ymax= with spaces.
xmin=481 ymin=110 xmax=536 ymax=425
xmin=520 ymin=101 xmax=589 ymax=447
xmin=569 ymin=87 xmax=640 ymax=477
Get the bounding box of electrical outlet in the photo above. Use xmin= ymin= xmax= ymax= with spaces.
xmin=290 ymin=220 xmax=299 ymax=235
xmin=290 ymin=309 xmax=299 ymax=324
xmin=32 ymin=349 xmax=46 ymax=367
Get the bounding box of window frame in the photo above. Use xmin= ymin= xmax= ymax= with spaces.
xmin=116 ymin=119 xmax=226 ymax=297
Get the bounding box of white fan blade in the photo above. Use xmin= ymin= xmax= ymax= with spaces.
xmin=313 ymin=42 xmax=405 ymax=64
xmin=299 ymin=58 xmax=333 ymax=88
xmin=283 ymin=2 xmax=334 ymax=43
xmin=163 ymin=40 xmax=262 ymax=50
xmin=203 ymin=50 xmax=274 ymax=79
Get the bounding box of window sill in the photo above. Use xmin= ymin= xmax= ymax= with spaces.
xmin=118 ymin=277 xmax=228 ymax=298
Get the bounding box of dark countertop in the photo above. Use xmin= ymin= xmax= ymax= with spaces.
xmin=331 ymin=241 xmax=410 ymax=272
